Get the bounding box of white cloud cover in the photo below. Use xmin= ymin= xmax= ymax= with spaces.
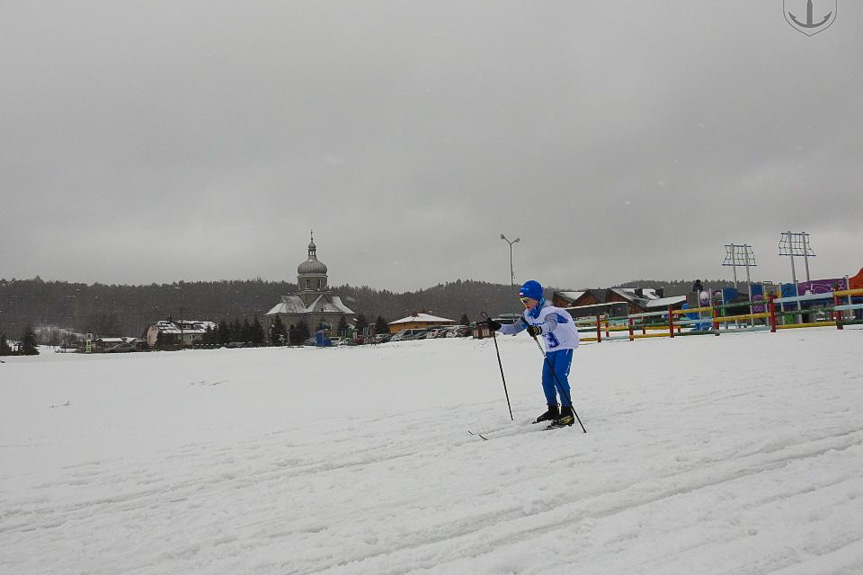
xmin=1 ymin=1 xmax=861 ymax=291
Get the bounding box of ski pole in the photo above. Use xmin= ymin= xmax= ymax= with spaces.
xmin=481 ymin=312 xmax=513 ymax=421
xmin=530 ymin=334 xmax=586 ymax=433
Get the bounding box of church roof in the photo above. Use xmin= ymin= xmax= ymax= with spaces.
xmin=308 ymin=294 xmax=355 ymax=315
xmin=265 ymin=294 xmax=355 ymax=316
xmin=266 ymin=296 xmax=307 ymax=315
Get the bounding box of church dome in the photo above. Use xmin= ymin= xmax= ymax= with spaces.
xmin=297 ymin=236 xmax=328 ymax=275
xmin=298 ymin=257 xmax=327 ymax=275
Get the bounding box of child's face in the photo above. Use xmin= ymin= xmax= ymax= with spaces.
xmin=520 ymin=297 xmax=539 ymax=310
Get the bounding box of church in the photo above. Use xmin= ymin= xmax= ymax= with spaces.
xmin=265 ymin=233 xmax=356 ymax=337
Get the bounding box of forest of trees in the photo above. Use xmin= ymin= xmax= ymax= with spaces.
xmin=0 ymin=276 xmax=725 ymax=343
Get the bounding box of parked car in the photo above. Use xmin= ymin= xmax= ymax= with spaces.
xmin=106 ymin=342 xmax=137 ymax=353
xmin=408 ymin=329 xmax=433 ymax=340
xmin=390 ymin=329 xmax=427 ymax=342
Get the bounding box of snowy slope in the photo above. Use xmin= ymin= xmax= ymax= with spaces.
xmin=2 ymin=328 xmax=863 ymax=574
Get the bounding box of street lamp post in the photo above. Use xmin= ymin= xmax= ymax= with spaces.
xmin=500 ymin=234 xmax=520 ymax=294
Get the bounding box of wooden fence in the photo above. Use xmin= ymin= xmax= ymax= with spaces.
xmin=572 ymin=288 xmax=863 ymax=342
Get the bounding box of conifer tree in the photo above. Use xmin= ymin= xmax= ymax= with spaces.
xmin=250 ymin=316 xmax=265 ymax=346
xmin=201 ymin=325 xmax=217 ymax=345
xmin=21 ymin=325 xmax=39 ymax=355
xmin=270 ymin=315 xmax=287 ymax=345
xmin=216 ymin=321 xmax=231 ymax=345
xmin=0 ymin=333 xmax=11 ymax=356
xmin=374 ymin=315 xmax=388 ymax=336
xmin=230 ymin=319 xmax=242 ymax=342
xmin=460 ymin=313 xmax=470 ymax=325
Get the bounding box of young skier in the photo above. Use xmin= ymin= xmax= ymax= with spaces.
xmin=486 ymin=280 xmax=580 ymax=427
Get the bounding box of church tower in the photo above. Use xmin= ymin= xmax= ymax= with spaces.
xmin=297 ymin=231 xmax=328 ymax=303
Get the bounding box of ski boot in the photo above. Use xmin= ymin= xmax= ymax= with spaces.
xmin=533 ymin=404 xmax=559 ymax=424
xmin=548 ymin=405 xmax=575 ymax=429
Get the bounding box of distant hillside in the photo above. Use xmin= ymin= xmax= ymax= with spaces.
xmin=335 ymin=280 xmax=529 ymax=325
xmin=0 ymin=278 xmax=295 ymax=340
xmin=0 ymin=277 xmax=737 ymax=340
xmin=0 ymin=277 xmax=535 ymax=339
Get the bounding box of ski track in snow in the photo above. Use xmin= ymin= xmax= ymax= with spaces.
xmin=2 ymin=329 xmax=863 ymax=574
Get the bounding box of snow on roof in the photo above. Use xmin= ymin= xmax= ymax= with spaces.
xmin=609 ymin=288 xmax=640 ymax=302
xmin=644 ymin=295 xmax=688 ymax=309
xmin=613 ymin=288 xmax=664 ymax=301
xmin=555 ymin=291 xmax=586 ymax=302
xmin=329 ymin=296 xmax=356 ymax=315
xmin=266 ymin=296 xmax=308 ymax=315
xmin=265 ymin=294 xmax=356 ymax=316
xmin=641 ymin=288 xmax=660 ymax=300
xmin=309 ymin=295 xmax=356 ymax=315
xmin=96 ymin=337 xmax=137 ymax=344
xmin=152 ymin=320 xmax=216 ymax=335
xmin=389 ymin=313 xmax=456 ymax=325
xmin=612 ymin=288 xmax=659 ymax=299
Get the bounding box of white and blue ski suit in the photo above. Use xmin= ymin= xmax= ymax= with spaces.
xmin=499 ymin=300 xmax=579 ymax=407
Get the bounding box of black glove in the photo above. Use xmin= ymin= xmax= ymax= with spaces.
xmin=485 ymin=319 xmax=502 ymax=331
xmin=526 ymin=324 xmax=542 ymax=337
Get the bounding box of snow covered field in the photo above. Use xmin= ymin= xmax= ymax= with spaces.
xmin=2 ymin=327 xmax=863 ymax=575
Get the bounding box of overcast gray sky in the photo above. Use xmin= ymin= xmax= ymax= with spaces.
xmin=2 ymin=1 xmax=861 ymax=292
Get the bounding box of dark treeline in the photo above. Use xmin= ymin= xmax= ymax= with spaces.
xmin=0 ymin=277 xmax=295 ymax=340
xmin=0 ymin=276 xmax=727 ymax=340
xmin=0 ymin=277 xmax=540 ymax=339
xmin=335 ymin=280 xmax=527 ymax=327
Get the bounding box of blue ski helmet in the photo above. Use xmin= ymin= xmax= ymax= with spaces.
xmin=519 ymin=280 xmax=543 ymax=301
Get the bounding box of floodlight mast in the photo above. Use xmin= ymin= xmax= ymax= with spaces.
xmin=778 ymin=231 xmax=816 ymax=287
xmin=729 ymin=245 xmax=738 ymax=288
xmin=722 ymin=243 xmax=757 ymax=290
